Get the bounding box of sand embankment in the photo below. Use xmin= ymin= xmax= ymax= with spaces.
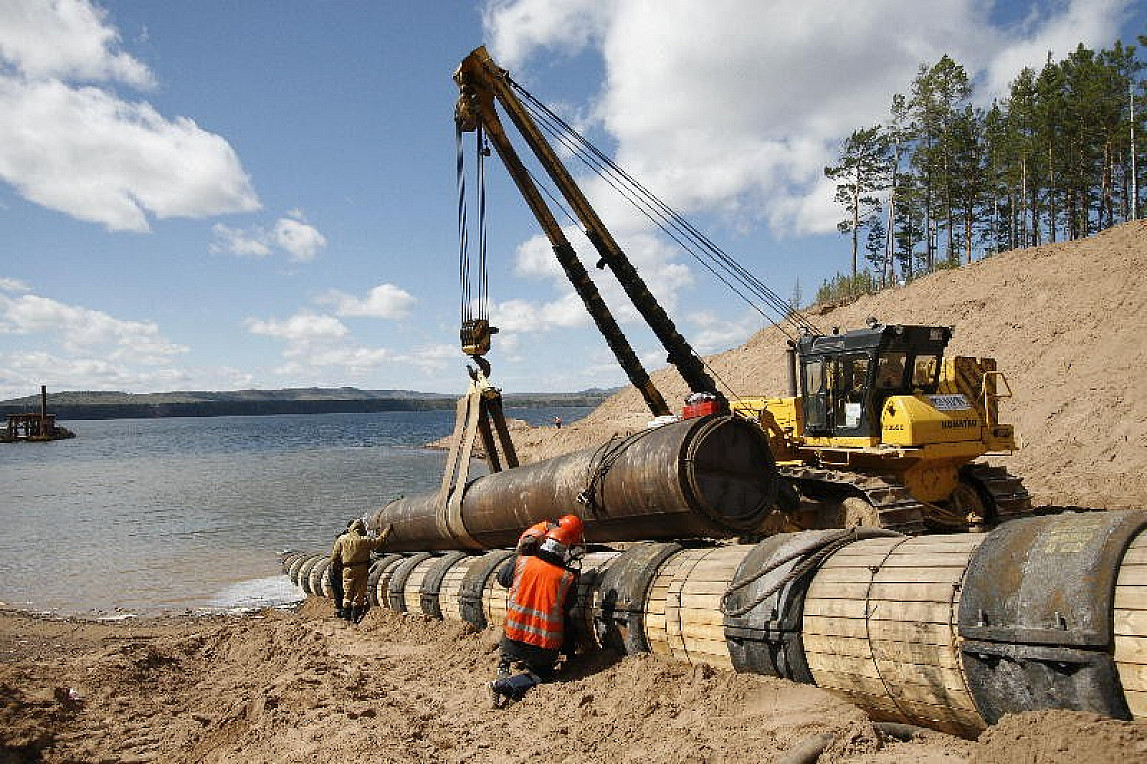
xmin=5 ymin=601 xmax=1146 ymax=762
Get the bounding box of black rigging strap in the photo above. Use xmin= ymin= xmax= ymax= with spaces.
xmin=456 ymin=123 xmax=490 ymax=328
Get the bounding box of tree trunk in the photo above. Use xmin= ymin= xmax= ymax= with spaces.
xmin=851 ymin=165 xmax=860 ymax=278
xmin=1020 ymin=157 xmax=1027 ymax=247
xmin=1048 ymin=144 xmax=1057 ymax=243
xmin=1103 ymin=140 xmax=1113 ymax=229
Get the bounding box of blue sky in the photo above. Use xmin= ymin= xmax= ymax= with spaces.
xmin=0 ymin=0 xmax=1143 ymax=399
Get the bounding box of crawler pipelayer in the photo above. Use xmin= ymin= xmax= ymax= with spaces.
xmin=450 ymin=46 xmax=1030 ymax=534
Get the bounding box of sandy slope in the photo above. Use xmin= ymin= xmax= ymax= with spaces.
xmin=511 ymin=220 xmax=1147 ymax=510
xmin=5 ymin=602 xmax=1145 ymax=763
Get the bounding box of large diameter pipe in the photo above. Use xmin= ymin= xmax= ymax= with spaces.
xmin=367 ymin=415 xmax=780 ymax=551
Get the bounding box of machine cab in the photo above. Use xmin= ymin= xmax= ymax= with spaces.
xmin=799 ymin=323 xmax=951 ymax=439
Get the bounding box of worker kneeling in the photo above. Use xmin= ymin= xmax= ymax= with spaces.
xmin=489 ymin=515 xmax=583 ymax=707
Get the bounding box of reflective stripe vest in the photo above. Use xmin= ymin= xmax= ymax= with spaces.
xmin=504 ymin=554 xmax=575 ymax=650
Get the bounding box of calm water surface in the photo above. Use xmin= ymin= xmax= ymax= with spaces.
xmin=0 ymin=407 xmax=588 ymax=615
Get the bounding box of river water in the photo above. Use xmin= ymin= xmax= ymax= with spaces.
xmin=0 ymin=407 xmax=589 ymax=616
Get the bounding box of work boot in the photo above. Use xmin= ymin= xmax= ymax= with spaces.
xmin=335 ymin=607 xmax=347 ymax=620
xmin=487 ymin=681 xmax=506 ymax=709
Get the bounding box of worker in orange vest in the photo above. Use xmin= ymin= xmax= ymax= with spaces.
xmin=488 ymin=514 xmax=584 ymax=707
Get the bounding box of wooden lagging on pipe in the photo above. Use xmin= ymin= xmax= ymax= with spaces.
xmin=802 ymin=533 xmax=986 ymax=737
xmin=282 ymin=510 xmax=1147 ymax=736
xmin=1112 ymin=530 xmax=1147 ymax=718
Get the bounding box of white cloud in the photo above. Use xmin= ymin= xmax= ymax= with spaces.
xmin=398 ymin=343 xmax=461 ymax=374
xmin=685 ymin=309 xmax=763 ymax=355
xmin=273 ymin=216 xmax=327 ymax=262
xmin=245 ymin=308 xmax=407 ymax=381
xmin=319 ymin=284 xmax=416 ymax=319
xmin=0 ymin=0 xmax=154 ymax=86
xmin=484 ymin=0 xmax=1131 ymax=238
xmin=210 ymin=223 xmax=272 ymax=257
xmin=981 ymin=0 xmax=1131 ymax=96
xmin=0 ymin=349 xmax=259 ymax=399
xmin=482 ymin=0 xmax=608 ymax=69
xmin=0 ymin=291 xmax=187 ymax=360
xmin=245 ymin=312 xmax=348 ymax=343
xmin=0 ymin=285 xmax=196 ymax=398
xmin=210 ymin=213 xmax=327 ymax=261
xmin=0 ymin=277 xmax=31 ymax=294
xmin=0 ymin=0 xmax=260 ymax=231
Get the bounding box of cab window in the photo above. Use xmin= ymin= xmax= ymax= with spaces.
xmin=912 ymin=354 xmax=940 ymax=388
xmin=876 ymin=352 xmax=907 ymax=390
xmin=832 ymin=354 xmax=870 ymax=431
xmin=840 ymin=355 xmax=870 ymax=402
xmin=802 ymin=357 xmax=828 ymax=432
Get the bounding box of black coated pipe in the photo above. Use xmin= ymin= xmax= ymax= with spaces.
xmin=367 ymin=416 xmax=780 ymax=551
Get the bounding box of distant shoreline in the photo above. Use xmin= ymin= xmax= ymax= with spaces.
xmin=3 ymin=396 xmax=605 ymax=422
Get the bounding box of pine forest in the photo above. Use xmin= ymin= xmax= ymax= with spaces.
xmin=819 ymin=36 xmax=1146 ymax=303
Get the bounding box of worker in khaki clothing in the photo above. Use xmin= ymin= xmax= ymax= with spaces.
xmin=330 ymin=519 xmax=392 ymax=623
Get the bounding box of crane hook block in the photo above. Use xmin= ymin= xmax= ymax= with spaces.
xmin=461 ymin=319 xmax=498 ymax=357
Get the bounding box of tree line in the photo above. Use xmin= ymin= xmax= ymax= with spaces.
xmin=818 ymin=36 xmax=1145 ymax=304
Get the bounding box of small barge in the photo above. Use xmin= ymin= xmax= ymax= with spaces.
xmin=2 ymin=386 xmax=74 ymax=442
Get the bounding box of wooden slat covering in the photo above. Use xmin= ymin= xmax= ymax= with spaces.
xmin=401 ymin=557 xmax=439 ymax=615
xmin=439 ymin=555 xmax=482 ymax=623
xmin=480 ymin=555 xmax=517 ymax=629
xmin=802 ymin=533 xmax=987 ymax=737
xmin=373 ymin=558 xmax=403 ymax=609
xmin=571 ymin=551 xmax=622 ymax=646
xmin=643 ymin=545 xmax=753 ymax=670
xmin=1114 ymin=529 xmax=1147 ymax=720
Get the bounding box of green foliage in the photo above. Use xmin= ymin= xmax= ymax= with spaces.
xmin=815 ymin=270 xmax=880 ymax=305
xmin=826 ymin=37 xmax=1145 ymax=283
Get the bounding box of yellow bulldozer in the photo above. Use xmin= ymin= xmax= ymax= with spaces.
xmin=731 ymin=319 xmax=1030 ymax=534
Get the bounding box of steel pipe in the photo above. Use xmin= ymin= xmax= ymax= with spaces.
xmin=366 ymin=415 xmax=781 ymax=551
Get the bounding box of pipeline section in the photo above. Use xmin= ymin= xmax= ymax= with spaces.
xmin=283 ymin=510 xmax=1147 ymax=737
xmin=365 ymin=416 xmax=782 ymax=551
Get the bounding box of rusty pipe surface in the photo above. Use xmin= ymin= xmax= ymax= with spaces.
xmin=367 ymin=415 xmax=780 ymax=551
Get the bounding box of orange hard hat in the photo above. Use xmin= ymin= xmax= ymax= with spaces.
xmin=546 ymin=514 xmax=584 ymax=547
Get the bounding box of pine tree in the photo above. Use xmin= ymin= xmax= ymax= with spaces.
xmin=910 ymin=56 xmax=973 ymax=266
xmin=949 ymin=104 xmax=988 ymax=263
xmin=825 ymin=126 xmax=891 ymax=278
xmin=1003 ymin=68 xmax=1042 ymax=247
xmin=1035 ymin=59 xmax=1067 ymax=242
xmin=864 ymin=215 xmax=888 ymax=278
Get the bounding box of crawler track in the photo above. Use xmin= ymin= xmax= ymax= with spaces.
xmin=959 ymin=462 xmax=1033 ymax=522
xmin=780 ymin=462 xmax=1033 ymax=534
xmin=779 ymin=466 xmax=929 ymax=534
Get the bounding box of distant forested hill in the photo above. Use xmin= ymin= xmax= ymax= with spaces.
xmin=0 ymin=387 xmax=615 ymax=420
